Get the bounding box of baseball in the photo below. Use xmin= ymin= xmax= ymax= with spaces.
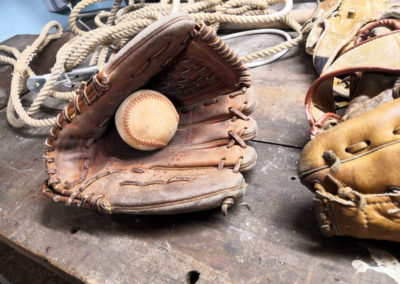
xmin=115 ymin=90 xmax=179 ymax=151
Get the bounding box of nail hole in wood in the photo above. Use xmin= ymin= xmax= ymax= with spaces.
xmin=70 ymin=225 xmax=80 ymax=234
xmin=187 ymin=270 xmax=200 ymax=284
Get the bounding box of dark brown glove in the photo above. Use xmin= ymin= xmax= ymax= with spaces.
xmin=42 ymin=14 xmax=258 ymax=215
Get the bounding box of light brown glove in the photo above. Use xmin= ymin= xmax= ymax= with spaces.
xmin=298 ymin=17 xmax=400 ymax=241
xmin=304 ymin=0 xmax=396 ymax=74
xmin=42 ymin=14 xmax=258 ymax=215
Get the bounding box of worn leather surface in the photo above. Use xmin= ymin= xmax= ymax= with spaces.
xmin=306 ymin=31 xmax=400 ymax=136
xmin=299 ymin=17 xmax=400 ymax=241
xmin=305 ymin=0 xmax=395 ymax=74
xmin=42 ymin=14 xmax=258 ymax=214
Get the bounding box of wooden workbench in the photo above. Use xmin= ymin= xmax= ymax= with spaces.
xmin=0 ymin=28 xmax=399 ymax=284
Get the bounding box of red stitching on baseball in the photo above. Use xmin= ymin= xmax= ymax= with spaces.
xmin=122 ymin=91 xmax=178 ymax=148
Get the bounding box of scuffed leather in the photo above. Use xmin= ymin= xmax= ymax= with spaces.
xmin=299 ymin=98 xmax=400 ymax=195
xmin=306 ymin=31 xmax=400 ymax=136
xmin=305 ymin=0 xmax=396 ymax=73
xmin=42 ymin=14 xmax=258 ymax=215
xmin=299 ymin=15 xmax=400 ymax=241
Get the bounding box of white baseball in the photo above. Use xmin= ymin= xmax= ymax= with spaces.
xmin=115 ymin=90 xmax=179 ymax=151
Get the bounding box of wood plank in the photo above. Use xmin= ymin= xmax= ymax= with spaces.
xmin=0 ymin=107 xmax=398 ymax=283
xmin=225 ymin=34 xmax=317 ymax=148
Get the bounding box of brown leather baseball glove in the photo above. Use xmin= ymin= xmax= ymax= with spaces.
xmin=298 ymin=16 xmax=400 ymax=241
xmin=41 ymin=14 xmax=258 ymax=215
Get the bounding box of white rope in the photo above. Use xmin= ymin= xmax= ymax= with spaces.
xmin=5 ymin=21 xmax=62 ymax=127
xmin=171 ymin=0 xmax=181 ymax=13
xmin=1 ymin=0 xmax=302 ymax=128
xmin=220 ymin=28 xmax=292 ymax=67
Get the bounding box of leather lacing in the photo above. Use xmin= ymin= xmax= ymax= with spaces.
xmin=178 ymin=86 xmax=250 ymax=167
xmin=221 ymin=197 xmax=235 ymax=216
xmin=308 ymin=133 xmax=400 ymax=226
xmin=177 ymin=86 xmax=250 ymax=215
xmin=229 ymin=107 xmax=249 ymax=121
xmin=312 ymin=182 xmax=341 ymax=236
xmin=355 ymin=19 xmax=400 ymax=46
xmin=171 ymin=23 xmax=252 ymax=220
xmin=228 ymin=129 xmax=247 ymax=148
xmin=185 ymin=86 xmax=250 ymax=174
xmin=300 ymin=138 xmax=400 ymax=179
xmin=313 ymin=180 xmax=400 ymax=237
xmin=43 ymin=70 xmax=112 ymax=181
xmin=219 ymin=88 xmax=250 ymax=214
xmin=60 ymin=169 xmax=122 ymax=208
xmin=313 ymin=144 xmax=400 ymax=231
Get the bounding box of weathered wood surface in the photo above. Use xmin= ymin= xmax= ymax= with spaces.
xmin=0 ymin=104 xmax=399 ymax=283
xmin=1 ymin=20 xmax=400 ymax=284
xmin=227 ymin=35 xmax=315 ymax=148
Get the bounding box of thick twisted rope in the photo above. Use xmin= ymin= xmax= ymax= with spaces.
xmin=5 ymin=21 xmax=63 ymax=127
xmin=2 ymin=0 xmax=302 ymax=128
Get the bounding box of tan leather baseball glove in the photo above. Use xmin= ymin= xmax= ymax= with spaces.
xmin=298 ymin=15 xmax=400 ymax=242
xmin=41 ymin=14 xmax=258 ymax=215
xmin=304 ymin=0 xmax=396 ymax=74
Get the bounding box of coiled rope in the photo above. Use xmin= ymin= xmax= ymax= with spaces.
xmin=0 ymin=0 xmax=303 ymax=128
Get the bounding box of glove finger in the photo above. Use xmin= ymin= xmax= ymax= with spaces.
xmin=298 ymin=98 xmax=400 ymax=194
xmin=97 ymin=131 xmax=258 ymax=172
xmin=43 ymin=168 xmax=246 ymax=214
xmin=170 ymin=117 xmax=257 ymax=148
xmin=178 ymin=87 xmax=257 ymax=126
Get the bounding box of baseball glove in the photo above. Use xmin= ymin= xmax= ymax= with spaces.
xmin=304 ymin=0 xmax=396 ymax=74
xmin=298 ymin=16 xmax=400 ymax=242
xmin=41 ymin=14 xmax=258 ymax=215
